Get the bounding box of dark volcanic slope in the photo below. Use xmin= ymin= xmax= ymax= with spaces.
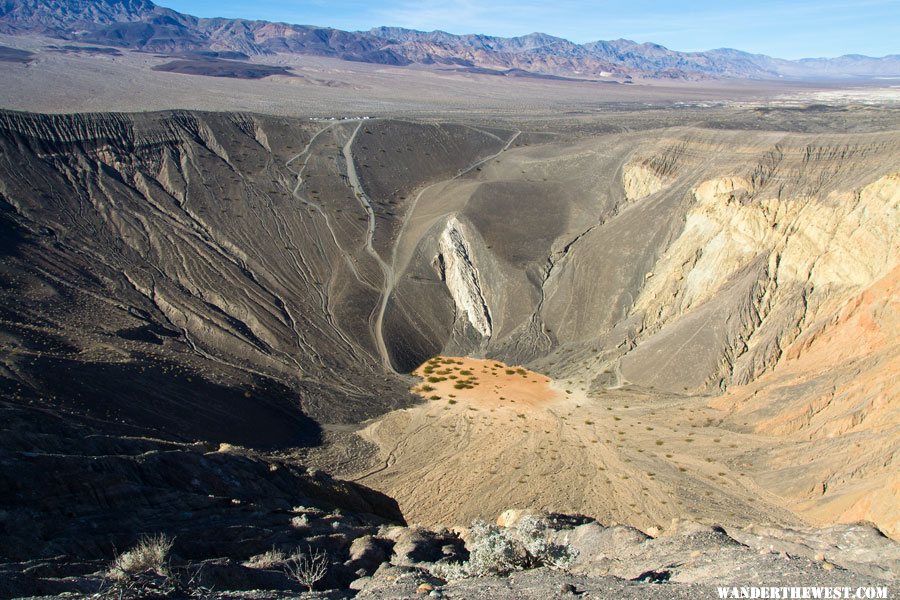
xmin=151 ymin=58 xmax=292 ymax=78
xmin=1 ymin=398 xmax=403 ymax=562
xmin=0 ymin=110 xmax=507 ymax=438
xmin=0 ymin=44 xmax=32 ymax=62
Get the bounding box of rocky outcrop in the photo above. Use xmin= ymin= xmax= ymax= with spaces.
xmin=630 ymin=171 xmax=898 ymax=387
xmin=352 ymin=512 xmax=898 ymax=598
xmin=437 ymin=217 xmax=492 ymax=338
xmin=710 ymin=266 xmax=899 ymax=539
xmin=622 ymin=162 xmax=669 ymax=201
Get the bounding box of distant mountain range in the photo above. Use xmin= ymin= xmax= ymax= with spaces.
xmin=1 ymin=0 xmax=898 ymax=80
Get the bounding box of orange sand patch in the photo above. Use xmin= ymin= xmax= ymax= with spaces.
xmin=411 ymin=356 xmax=562 ymax=409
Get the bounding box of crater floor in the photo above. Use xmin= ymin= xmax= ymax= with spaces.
xmin=340 ymin=356 xmax=802 ymax=532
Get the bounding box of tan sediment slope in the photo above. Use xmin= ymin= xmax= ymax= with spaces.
xmin=349 ymin=356 xmax=803 ymax=531
xmin=712 ymin=265 xmax=899 ymax=539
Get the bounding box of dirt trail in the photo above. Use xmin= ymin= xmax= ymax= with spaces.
xmin=342 ymin=122 xmax=396 ymax=370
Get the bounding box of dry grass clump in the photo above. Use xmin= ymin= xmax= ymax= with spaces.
xmin=108 ymin=533 xmax=174 ymax=580
xmin=244 ymin=547 xmax=288 ymax=569
xmin=102 ymin=533 xmax=214 ymax=598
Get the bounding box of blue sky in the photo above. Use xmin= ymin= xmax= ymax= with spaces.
xmin=160 ymin=0 xmax=900 ymax=59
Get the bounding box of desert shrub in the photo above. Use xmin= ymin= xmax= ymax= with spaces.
xmin=430 ymin=517 xmax=577 ymax=580
xmin=284 ymin=546 xmax=329 ymax=591
xmin=466 ymin=520 xmax=521 ymax=575
xmin=101 ymin=534 xmax=213 ymax=599
xmin=291 ymin=514 xmax=311 ymax=529
xmin=108 ymin=533 xmax=174 ymax=580
xmin=515 ymin=515 xmax=578 ymax=569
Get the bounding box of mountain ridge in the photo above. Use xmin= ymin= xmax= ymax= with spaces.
xmin=2 ymin=0 xmax=898 ymax=80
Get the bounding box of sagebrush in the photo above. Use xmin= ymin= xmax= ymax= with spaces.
xmin=430 ymin=516 xmax=578 ymax=580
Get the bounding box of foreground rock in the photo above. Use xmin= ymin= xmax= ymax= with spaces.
xmin=3 ymin=508 xmax=896 ymax=597
xmin=348 ymin=514 xmax=898 ymax=599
